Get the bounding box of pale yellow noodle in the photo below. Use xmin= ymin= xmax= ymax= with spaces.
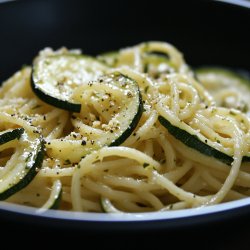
xmin=0 ymin=41 xmax=249 ymax=213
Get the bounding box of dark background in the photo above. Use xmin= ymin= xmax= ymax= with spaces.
xmin=0 ymin=0 xmax=249 ymax=81
xmin=0 ymin=0 xmax=250 ymax=248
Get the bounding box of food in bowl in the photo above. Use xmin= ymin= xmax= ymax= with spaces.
xmin=0 ymin=41 xmax=250 ymax=213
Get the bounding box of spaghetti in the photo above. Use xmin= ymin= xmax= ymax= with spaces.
xmin=0 ymin=41 xmax=250 ymax=213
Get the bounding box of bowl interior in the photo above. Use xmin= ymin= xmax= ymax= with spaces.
xmin=0 ymin=0 xmax=250 ymax=230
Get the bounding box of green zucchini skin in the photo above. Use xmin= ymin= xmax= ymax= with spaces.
xmin=31 ymin=74 xmax=81 ymax=112
xmin=196 ymin=67 xmax=250 ymax=113
xmin=110 ymin=89 xmax=143 ymax=146
xmin=31 ymin=54 xmax=107 ymax=113
xmin=0 ymin=136 xmax=45 ymax=200
xmin=195 ymin=67 xmax=250 ymax=162
xmin=0 ymin=128 xmax=24 ymax=146
xmin=158 ymin=116 xmax=233 ymax=165
xmin=45 ymin=73 xmax=143 ymax=163
xmin=98 ymin=73 xmax=143 ymax=147
xmin=158 ymin=67 xmax=250 ymax=165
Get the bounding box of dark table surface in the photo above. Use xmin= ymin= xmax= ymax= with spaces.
xmin=1 ymin=206 xmax=250 ymax=250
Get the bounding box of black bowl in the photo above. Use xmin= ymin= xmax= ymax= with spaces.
xmin=0 ymin=0 xmax=250 ymax=246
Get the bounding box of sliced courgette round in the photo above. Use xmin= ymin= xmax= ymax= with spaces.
xmin=98 ymin=50 xmax=175 ymax=77
xmin=31 ymin=54 xmax=108 ymax=112
xmin=196 ymin=67 xmax=250 ymax=114
xmin=0 ymin=131 xmax=45 ymax=200
xmin=46 ymin=72 xmax=143 ymax=162
xmin=0 ymin=128 xmax=24 ymax=148
xmin=142 ymin=52 xmax=175 ymax=77
xmin=158 ymin=116 xmax=233 ymax=165
xmin=159 ymin=106 xmax=250 ymax=165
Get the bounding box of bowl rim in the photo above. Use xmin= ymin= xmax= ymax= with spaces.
xmin=1 ymin=198 xmax=250 ymax=232
xmin=1 ymin=197 xmax=250 ymax=222
xmin=216 ymin=0 xmax=250 ymax=8
xmin=1 ymin=0 xmax=250 ymax=8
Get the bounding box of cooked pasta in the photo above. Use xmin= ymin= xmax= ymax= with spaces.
xmin=0 ymin=41 xmax=250 ymax=213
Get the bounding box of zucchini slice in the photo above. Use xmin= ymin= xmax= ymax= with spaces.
xmin=196 ymin=67 xmax=250 ymax=114
xmin=0 ymin=128 xmax=24 ymax=148
xmin=158 ymin=116 xmax=233 ymax=165
xmin=46 ymin=73 xmax=143 ymax=162
xmin=31 ymin=54 xmax=108 ymax=112
xmin=98 ymin=50 xmax=175 ymax=77
xmin=0 ymin=131 xmax=45 ymax=200
xmin=142 ymin=52 xmax=176 ymax=77
xmin=159 ymin=110 xmax=250 ymax=165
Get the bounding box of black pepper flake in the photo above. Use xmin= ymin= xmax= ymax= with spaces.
xmin=127 ymin=92 xmax=133 ymax=98
xmin=43 ymin=115 xmax=46 ymax=121
xmin=143 ymin=163 xmax=149 ymax=168
xmin=71 ymin=115 xmax=77 ymax=119
xmin=73 ymin=134 xmax=77 ymax=138
xmin=65 ymin=159 xmax=71 ymax=164
xmin=91 ymin=140 xmax=95 ymax=145
xmin=81 ymin=140 xmax=86 ymax=146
